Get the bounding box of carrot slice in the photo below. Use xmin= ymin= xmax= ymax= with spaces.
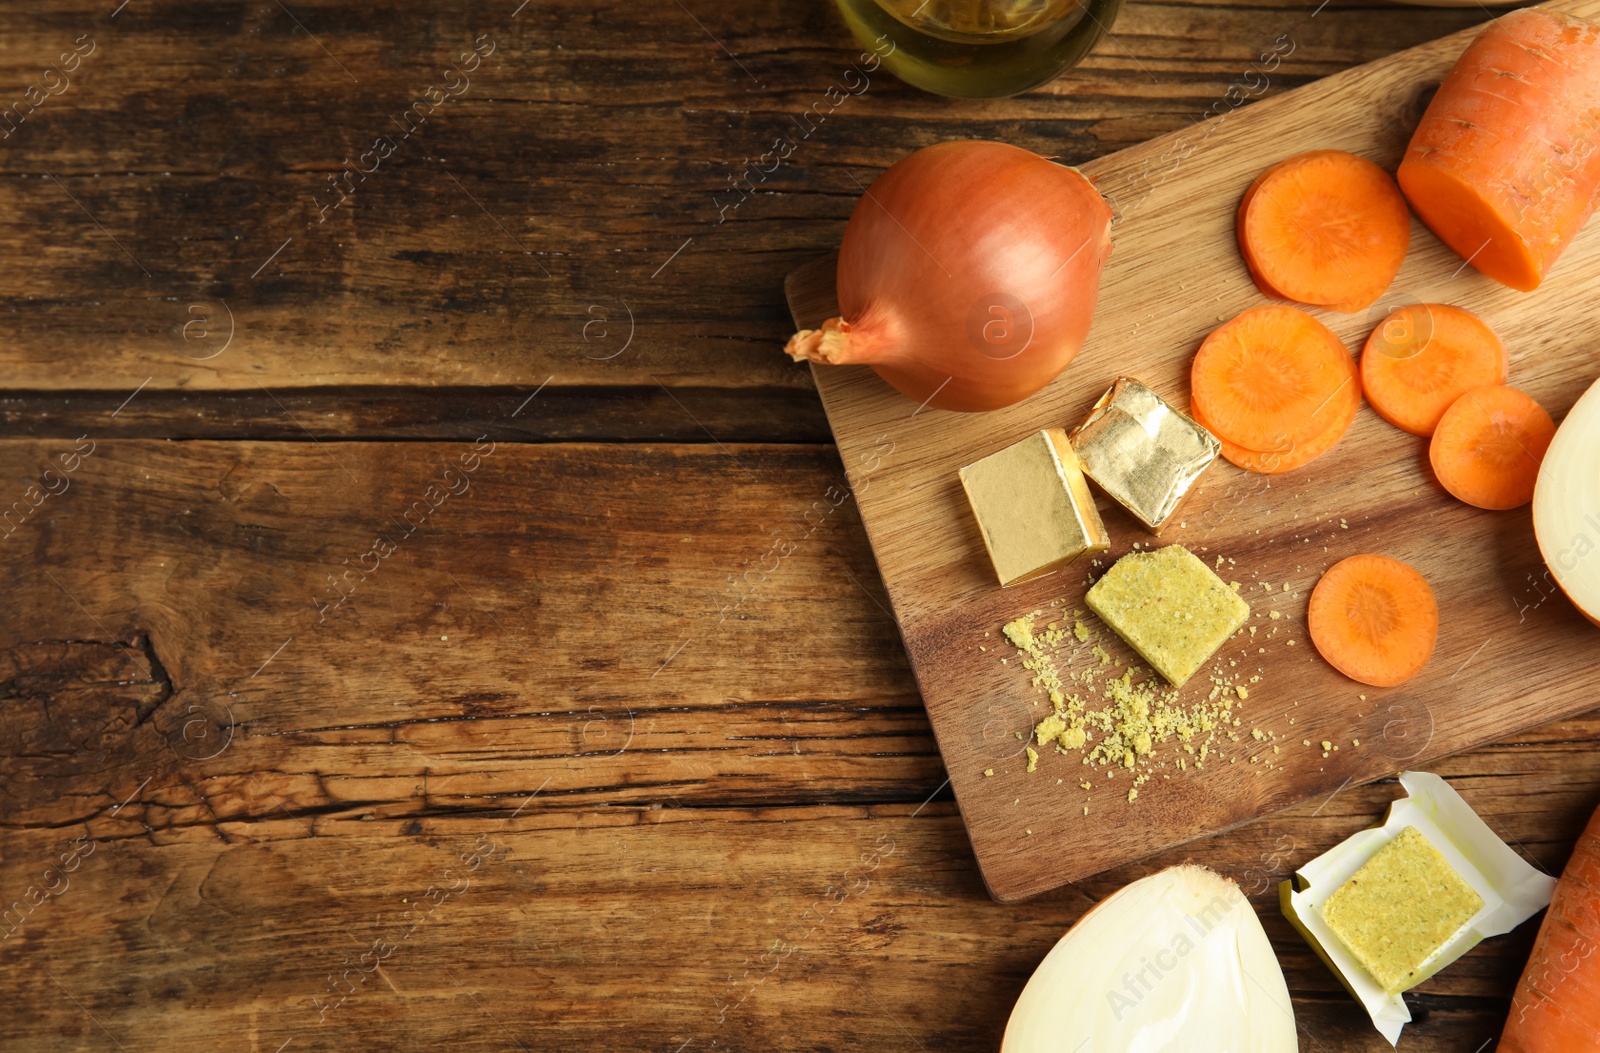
xmin=1361 ymin=304 xmax=1509 ymax=437
xmin=1430 ymin=385 xmax=1555 ymax=510
xmin=1190 ymin=305 xmax=1357 ymax=454
xmin=1308 ymin=554 xmax=1438 ymax=687
xmin=1191 ymin=337 xmax=1360 ymax=474
xmin=1237 ymin=159 xmax=1292 ymax=296
xmin=1194 ymin=377 xmax=1359 ymax=474
xmin=1239 ymin=150 xmax=1411 ymax=310
xmin=1398 ymin=9 xmax=1600 ymax=292
xmin=1497 ymin=798 xmax=1600 ymax=1053
xmin=1237 ymin=158 xmax=1368 ymax=313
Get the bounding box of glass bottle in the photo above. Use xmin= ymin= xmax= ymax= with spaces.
xmin=837 ymin=0 xmax=1124 ymax=98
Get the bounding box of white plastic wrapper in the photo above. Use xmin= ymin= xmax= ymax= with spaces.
xmin=1280 ymin=771 xmax=1557 ymax=1046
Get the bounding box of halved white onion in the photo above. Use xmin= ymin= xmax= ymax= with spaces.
xmin=1002 ymin=864 xmax=1296 ymax=1053
xmin=1533 ymin=376 xmax=1600 ymax=626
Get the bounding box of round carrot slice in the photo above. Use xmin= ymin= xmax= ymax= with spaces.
xmin=1308 ymin=554 xmax=1438 ymax=687
xmin=1237 ymin=159 xmax=1290 ymax=296
xmin=1362 ymin=304 xmax=1508 ymax=437
xmin=1430 ymin=385 xmax=1556 ymax=510
xmin=1241 ymin=150 xmax=1411 ymax=309
xmin=1190 ymin=305 xmax=1355 ymax=453
xmin=1191 ymin=337 xmax=1361 ymax=474
xmin=1195 ymin=375 xmax=1360 ymax=474
xmin=1237 ymin=159 xmax=1366 ymax=313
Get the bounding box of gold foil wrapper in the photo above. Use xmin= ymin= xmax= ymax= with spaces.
xmin=959 ymin=428 xmax=1110 ymax=588
xmin=1069 ymin=377 xmax=1220 ymax=533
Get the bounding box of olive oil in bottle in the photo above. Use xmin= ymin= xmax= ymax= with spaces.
xmin=837 ymin=0 xmax=1124 ymax=98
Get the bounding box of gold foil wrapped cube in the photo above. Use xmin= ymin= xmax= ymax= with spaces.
xmin=959 ymin=429 xmax=1110 ymax=588
xmin=1069 ymin=377 xmax=1220 ymax=533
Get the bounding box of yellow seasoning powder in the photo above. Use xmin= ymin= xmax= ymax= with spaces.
xmin=1001 ymin=606 xmax=1258 ymax=802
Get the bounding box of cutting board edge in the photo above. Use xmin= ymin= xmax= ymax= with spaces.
xmin=785 ymin=0 xmax=1600 ymax=901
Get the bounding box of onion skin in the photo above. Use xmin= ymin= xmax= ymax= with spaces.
xmin=787 ymin=140 xmax=1114 ymax=413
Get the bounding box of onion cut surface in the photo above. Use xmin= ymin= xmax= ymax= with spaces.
xmin=1534 ymin=376 xmax=1600 ymax=627
xmin=1001 ymin=864 xmax=1296 ymax=1053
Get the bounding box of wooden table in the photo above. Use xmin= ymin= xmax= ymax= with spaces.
xmin=2 ymin=2 xmax=1594 ymax=1050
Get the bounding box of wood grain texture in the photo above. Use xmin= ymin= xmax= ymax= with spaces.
xmin=0 ymin=439 xmax=933 ymax=823
xmin=3 ymin=786 xmax=1593 ymax=1053
xmin=3 ymin=0 xmax=1591 ymax=1048
xmin=0 ymin=0 xmax=1484 ymax=439
xmin=3 ymin=438 xmax=1600 ymax=1052
xmin=787 ymin=0 xmax=1600 ymax=901
xmin=0 ymin=386 xmax=836 ymax=443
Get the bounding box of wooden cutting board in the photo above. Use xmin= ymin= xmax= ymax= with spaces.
xmin=785 ymin=0 xmax=1600 ymax=902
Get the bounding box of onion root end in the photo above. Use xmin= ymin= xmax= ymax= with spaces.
xmin=785 ymin=318 xmax=855 ymax=365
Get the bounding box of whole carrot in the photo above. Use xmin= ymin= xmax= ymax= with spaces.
xmin=1398 ymin=9 xmax=1600 ymax=291
xmin=1497 ymin=799 xmax=1600 ymax=1052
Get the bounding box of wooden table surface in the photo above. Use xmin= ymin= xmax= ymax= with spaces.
xmin=3 ymin=2 xmax=1596 ymax=1050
